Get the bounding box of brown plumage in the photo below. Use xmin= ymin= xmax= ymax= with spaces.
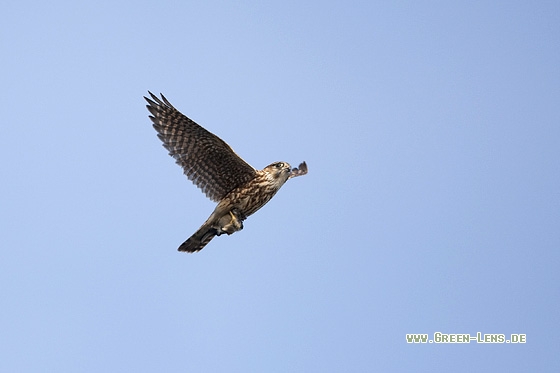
xmin=145 ymin=92 xmax=307 ymax=252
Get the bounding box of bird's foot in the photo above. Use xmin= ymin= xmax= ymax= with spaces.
xmin=216 ymin=209 xmax=245 ymax=236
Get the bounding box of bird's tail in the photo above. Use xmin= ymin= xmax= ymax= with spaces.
xmin=178 ymin=224 xmax=217 ymax=252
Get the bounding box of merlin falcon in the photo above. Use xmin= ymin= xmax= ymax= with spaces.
xmin=145 ymin=92 xmax=308 ymax=252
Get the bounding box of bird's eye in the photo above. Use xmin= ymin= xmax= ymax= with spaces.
xmin=276 ymin=162 xmax=283 ymax=168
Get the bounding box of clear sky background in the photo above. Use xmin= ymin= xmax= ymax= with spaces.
xmin=1 ymin=1 xmax=559 ymax=372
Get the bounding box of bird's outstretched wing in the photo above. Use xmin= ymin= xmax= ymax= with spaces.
xmin=145 ymin=92 xmax=256 ymax=202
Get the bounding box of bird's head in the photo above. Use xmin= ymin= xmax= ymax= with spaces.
xmin=263 ymin=161 xmax=292 ymax=185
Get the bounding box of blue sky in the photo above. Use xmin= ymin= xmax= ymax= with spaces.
xmin=1 ymin=1 xmax=559 ymax=371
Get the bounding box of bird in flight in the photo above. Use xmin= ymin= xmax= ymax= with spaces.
xmin=145 ymin=92 xmax=308 ymax=252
